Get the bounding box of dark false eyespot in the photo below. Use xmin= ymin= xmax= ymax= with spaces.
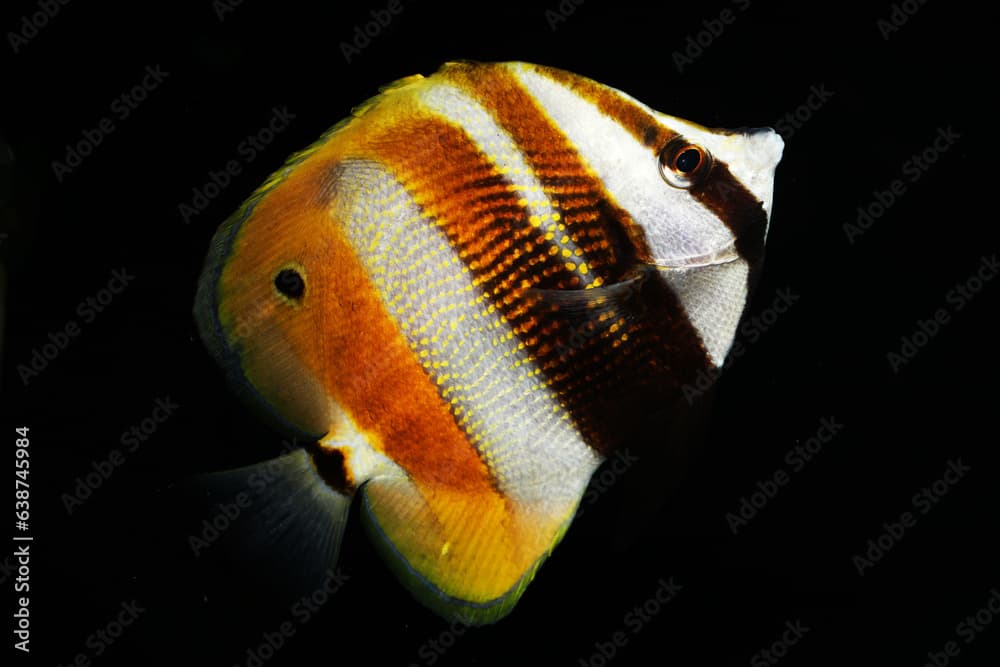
xmin=274 ymin=268 xmax=306 ymax=300
xmin=659 ymin=138 xmax=713 ymax=188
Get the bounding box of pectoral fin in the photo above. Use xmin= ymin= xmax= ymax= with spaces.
xmin=187 ymin=449 xmax=353 ymax=598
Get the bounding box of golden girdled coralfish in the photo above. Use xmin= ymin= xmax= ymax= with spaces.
xmin=193 ymin=61 xmax=783 ymax=624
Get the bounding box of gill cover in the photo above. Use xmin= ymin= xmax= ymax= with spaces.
xmin=193 ymin=152 xmax=336 ymax=440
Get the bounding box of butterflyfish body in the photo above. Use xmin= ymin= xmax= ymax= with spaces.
xmin=194 ymin=61 xmax=783 ymax=625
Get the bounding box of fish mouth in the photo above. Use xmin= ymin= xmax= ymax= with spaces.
xmin=653 ymin=242 xmax=740 ymax=270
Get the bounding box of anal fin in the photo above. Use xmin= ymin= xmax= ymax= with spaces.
xmin=361 ymin=475 xmax=576 ymax=625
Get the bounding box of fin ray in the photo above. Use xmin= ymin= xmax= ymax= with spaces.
xmin=360 ymin=475 xmax=576 ymax=625
xmin=186 ymin=449 xmax=352 ymax=598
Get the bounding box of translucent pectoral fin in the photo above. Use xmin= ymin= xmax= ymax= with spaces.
xmin=360 ymin=475 xmax=575 ymax=625
xmin=186 ymin=449 xmax=353 ymax=598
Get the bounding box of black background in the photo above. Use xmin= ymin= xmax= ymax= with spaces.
xmin=2 ymin=1 xmax=995 ymax=665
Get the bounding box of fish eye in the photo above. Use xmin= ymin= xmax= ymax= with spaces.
xmin=274 ymin=267 xmax=306 ymax=301
xmin=659 ymin=139 xmax=713 ymax=188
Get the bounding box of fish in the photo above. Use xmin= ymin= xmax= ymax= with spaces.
xmin=192 ymin=60 xmax=783 ymax=625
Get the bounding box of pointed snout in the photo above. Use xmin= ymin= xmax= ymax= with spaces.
xmin=730 ymin=127 xmax=784 ymax=222
xmin=744 ymin=127 xmax=785 ymax=169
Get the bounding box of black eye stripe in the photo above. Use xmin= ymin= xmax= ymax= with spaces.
xmin=689 ymin=158 xmax=768 ymax=267
xmin=642 ymin=125 xmax=660 ymax=147
xmin=274 ymin=268 xmax=305 ymax=299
